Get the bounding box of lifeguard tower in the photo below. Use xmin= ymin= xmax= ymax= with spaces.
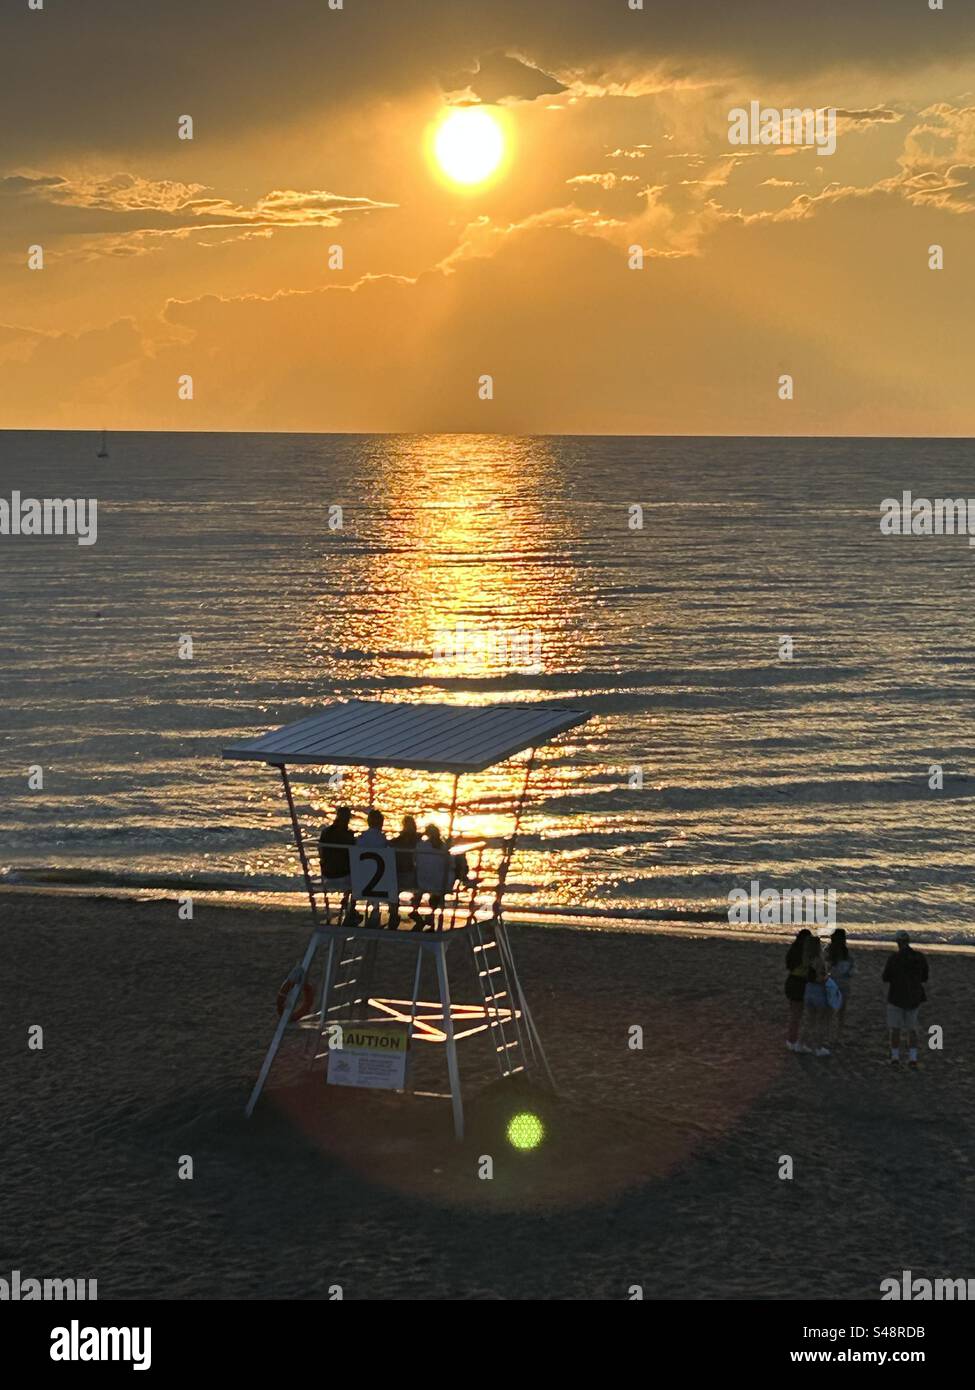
xmin=222 ymin=700 xmax=591 ymax=1138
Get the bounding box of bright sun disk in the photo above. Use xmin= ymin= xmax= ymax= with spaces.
xmin=433 ymin=107 xmax=506 ymax=186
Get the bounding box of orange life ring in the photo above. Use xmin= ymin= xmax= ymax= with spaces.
xmin=276 ymin=975 xmax=314 ymax=1021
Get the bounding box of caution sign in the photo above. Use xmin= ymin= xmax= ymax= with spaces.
xmin=326 ymin=1024 xmax=409 ymax=1091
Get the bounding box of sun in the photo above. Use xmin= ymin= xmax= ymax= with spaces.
xmin=431 ymin=107 xmax=508 ymax=188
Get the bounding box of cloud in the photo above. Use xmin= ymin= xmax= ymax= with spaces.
xmin=2 ymin=5 xmax=973 ymax=437
xmin=835 ymin=106 xmax=903 ymax=127
xmin=2 ymin=1 xmax=972 ymax=160
xmin=730 ymin=162 xmax=975 ymax=223
xmin=0 ymin=321 xmax=47 ymax=355
xmin=436 ymin=207 xmax=626 ymax=272
xmin=567 ymin=71 xmax=718 ymax=102
xmin=8 ymin=177 xmax=971 ymax=437
xmin=0 ymin=173 xmax=67 ymax=195
xmin=442 ymin=50 xmax=567 ymax=104
xmin=566 ymin=172 xmax=640 ymax=190
xmin=901 ymin=103 xmax=975 ymax=175
xmin=0 ymin=318 xmax=147 ymax=415
xmin=0 ymin=170 xmax=398 ymax=257
xmin=246 ymin=189 xmax=396 ymax=224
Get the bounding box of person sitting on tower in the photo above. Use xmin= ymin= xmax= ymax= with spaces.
xmin=356 ymin=808 xmax=388 ymax=847
xmin=356 ymin=809 xmax=389 ymax=926
xmin=391 ymin=815 xmax=419 ymax=890
xmin=410 ymin=823 xmax=451 ymax=929
xmin=319 ymin=805 xmax=355 ymax=882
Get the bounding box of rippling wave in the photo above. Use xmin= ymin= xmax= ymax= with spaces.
xmin=3 ymin=430 xmax=975 ymax=941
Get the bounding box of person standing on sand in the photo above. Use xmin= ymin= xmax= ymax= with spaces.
xmin=797 ymin=933 xmax=831 ymax=1057
xmin=825 ymin=927 xmax=854 ymax=1044
xmin=784 ymin=928 xmax=811 ymax=1051
xmin=882 ymin=929 xmax=929 ymax=1068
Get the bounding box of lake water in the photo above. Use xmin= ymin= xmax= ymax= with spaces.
xmin=2 ymin=430 xmax=975 ymax=941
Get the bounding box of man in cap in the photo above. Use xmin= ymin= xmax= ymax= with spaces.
xmin=882 ymin=930 xmax=929 ymax=1068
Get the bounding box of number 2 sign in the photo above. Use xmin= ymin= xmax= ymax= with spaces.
xmin=350 ymin=846 xmax=397 ymax=903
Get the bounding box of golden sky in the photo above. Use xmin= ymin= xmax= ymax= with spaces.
xmin=2 ymin=0 xmax=973 ymax=435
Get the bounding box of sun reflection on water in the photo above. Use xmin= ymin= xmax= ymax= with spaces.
xmin=295 ymin=435 xmax=596 ymax=897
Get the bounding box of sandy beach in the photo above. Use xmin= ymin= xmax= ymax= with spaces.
xmin=3 ymin=891 xmax=973 ymax=1301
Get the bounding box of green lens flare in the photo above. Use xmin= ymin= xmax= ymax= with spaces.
xmin=507 ymin=1111 xmax=545 ymax=1150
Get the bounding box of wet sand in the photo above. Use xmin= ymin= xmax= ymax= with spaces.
xmin=3 ymin=892 xmax=973 ymax=1300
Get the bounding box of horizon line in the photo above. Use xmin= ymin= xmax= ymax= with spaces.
xmin=2 ymin=429 xmax=973 ymax=442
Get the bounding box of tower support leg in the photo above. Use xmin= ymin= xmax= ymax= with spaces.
xmin=246 ymin=928 xmax=323 ymax=1117
xmin=434 ymin=941 xmax=464 ymax=1140
xmin=405 ymin=944 xmax=424 ymax=1093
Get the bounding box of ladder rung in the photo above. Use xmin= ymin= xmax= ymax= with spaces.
xmin=496 ymin=1040 xmax=520 ymax=1053
xmin=482 ymin=991 xmax=508 ymax=1005
xmin=471 ymin=940 xmax=498 ymax=954
xmin=478 ymin=966 xmax=502 ymax=979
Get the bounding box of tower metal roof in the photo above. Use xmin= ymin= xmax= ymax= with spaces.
xmin=221 ymin=699 xmax=591 ymax=774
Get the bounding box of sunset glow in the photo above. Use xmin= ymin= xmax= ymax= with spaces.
xmin=2 ymin=3 xmax=972 ymax=436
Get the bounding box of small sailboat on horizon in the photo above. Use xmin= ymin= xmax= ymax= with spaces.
xmin=96 ymin=429 xmax=109 ymax=459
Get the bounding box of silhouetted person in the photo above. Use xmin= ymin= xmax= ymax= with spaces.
xmin=319 ymin=806 xmax=354 ymax=881
xmin=883 ymin=930 xmax=929 ymax=1067
xmin=391 ymin=815 xmax=419 ymax=888
xmin=797 ymin=933 xmax=831 ymax=1057
xmin=412 ymin=822 xmax=451 ymax=929
xmin=388 ymin=815 xmax=419 ymax=930
xmin=784 ymin=928 xmax=811 ymax=1051
xmin=356 ymin=808 xmax=387 ymax=847
xmin=356 ymin=810 xmax=388 ymax=926
xmin=449 ymin=837 xmax=473 ymax=888
xmin=825 ymin=927 xmax=855 ymax=1044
